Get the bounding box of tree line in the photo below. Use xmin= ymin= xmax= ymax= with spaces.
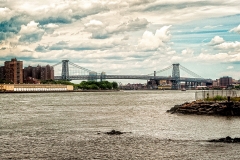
xmin=41 ymin=80 xmax=118 ymax=90
xmin=75 ymin=81 xmax=118 ymax=90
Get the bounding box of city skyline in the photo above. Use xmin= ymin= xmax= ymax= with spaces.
xmin=0 ymin=0 xmax=240 ymax=81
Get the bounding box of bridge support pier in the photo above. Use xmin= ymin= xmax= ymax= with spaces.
xmin=185 ymin=81 xmax=189 ymax=89
xmin=172 ymin=63 xmax=180 ymax=90
xmin=62 ymin=60 xmax=69 ymax=80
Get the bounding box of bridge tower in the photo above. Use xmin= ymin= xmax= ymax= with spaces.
xmin=172 ymin=63 xmax=180 ymax=90
xmin=61 ymin=60 xmax=69 ymax=80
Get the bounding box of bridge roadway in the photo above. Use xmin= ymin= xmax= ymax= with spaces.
xmin=54 ymin=75 xmax=212 ymax=83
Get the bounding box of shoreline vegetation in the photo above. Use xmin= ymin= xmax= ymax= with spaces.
xmin=0 ymin=80 xmax=120 ymax=93
xmin=167 ymin=96 xmax=240 ymax=116
xmin=41 ymin=80 xmax=119 ymax=90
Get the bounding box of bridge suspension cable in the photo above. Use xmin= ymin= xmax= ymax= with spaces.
xmin=147 ymin=65 xmax=172 ymax=76
xmin=179 ymin=65 xmax=202 ymax=78
xmin=52 ymin=61 xmax=62 ymax=67
xmin=68 ymin=61 xmax=95 ymax=73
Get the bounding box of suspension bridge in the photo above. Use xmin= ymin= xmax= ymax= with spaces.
xmin=53 ymin=60 xmax=212 ymax=90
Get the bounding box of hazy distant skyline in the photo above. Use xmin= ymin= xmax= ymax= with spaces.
xmin=0 ymin=0 xmax=240 ymax=81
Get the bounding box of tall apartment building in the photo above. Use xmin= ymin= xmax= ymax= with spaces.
xmin=40 ymin=65 xmax=54 ymax=80
xmin=24 ymin=64 xmax=54 ymax=83
xmin=24 ymin=65 xmax=41 ymax=80
xmin=0 ymin=66 xmax=5 ymax=80
xmin=32 ymin=65 xmax=41 ymax=79
xmin=219 ymin=76 xmax=232 ymax=87
xmin=4 ymin=58 xmax=23 ymax=83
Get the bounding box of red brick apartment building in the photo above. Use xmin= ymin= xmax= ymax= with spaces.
xmin=219 ymin=76 xmax=233 ymax=87
xmin=0 ymin=58 xmax=54 ymax=84
xmin=4 ymin=58 xmax=23 ymax=83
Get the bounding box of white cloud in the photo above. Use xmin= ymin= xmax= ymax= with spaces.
xmin=195 ymin=52 xmax=240 ymax=63
xmin=209 ymin=36 xmax=224 ymax=46
xmin=137 ymin=25 xmax=171 ymax=51
xmin=43 ymin=23 xmax=59 ymax=34
xmin=227 ymin=66 xmax=234 ymax=69
xmin=44 ymin=23 xmax=59 ymax=28
xmin=155 ymin=25 xmax=172 ymax=42
xmin=85 ymin=20 xmax=104 ymax=26
xmin=0 ymin=7 xmax=16 ymax=22
xmin=211 ymin=40 xmax=240 ymax=55
xmin=84 ymin=18 xmax=149 ymax=39
xmin=181 ymin=48 xmax=194 ymax=56
xmin=208 ymin=36 xmax=240 ymax=55
xmin=19 ymin=21 xmax=41 ymax=34
xmin=215 ymin=41 xmax=240 ymax=51
xmin=230 ymin=24 xmax=240 ymax=34
xmin=138 ymin=30 xmax=163 ymax=51
xmin=197 ymin=52 xmax=229 ymax=62
xmin=19 ymin=21 xmax=45 ymax=43
xmin=203 ymin=25 xmax=222 ymax=29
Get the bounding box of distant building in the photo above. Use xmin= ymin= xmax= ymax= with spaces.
xmin=24 ymin=64 xmax=54 ymax=83
xmin=212 ymin=79 xmax=220 ymax=87
xmin=88 ymin=71 xmax=97 ymax=81
xmin=0 ymin=84 xmax=73 ymax=92
xmin=40 ymin=65 xmax=54 ymax=80
xmin=4 ymin=58 xmax=23 ymax=83
xmin=159 ymin=79 xmax=171 ymax=86
xmin=147 ymin=80 xmax=158 ymax=89
xmin=32 ymin=65 xmax=41 ymax=79
xmin=232 ymin=79 xmax=238 ymax=84
xmin=0 ymin=66 xmax=5 ymax=80
xmin=219 ymin=76 xmax=232 ymax=87
xmin=120 ymin=83 xmax=147 ymax=90
xmin=100 ymin=72 xmax=106 ymax=81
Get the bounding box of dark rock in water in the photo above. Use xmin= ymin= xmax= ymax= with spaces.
xmin=167 ymin=105 xmax=181 ymax=113
xmin=167 ymin=101 xmax=240 ymax=116
xmin=106 ymin=130 xmax=124 ymax=135
xmin=208 ymin=136 xmax=240 ymax=143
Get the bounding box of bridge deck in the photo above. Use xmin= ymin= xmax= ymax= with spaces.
xmin=54 ymin=75 xmax=212 ymax=83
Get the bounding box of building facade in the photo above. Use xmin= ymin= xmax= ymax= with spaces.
xmin=0 ymin=84 xmax=73 ymax=92
xmin=0 ymin=66 xmax=5 ymax=80
xmin=88 ymin=71 xmax=98 ymax=81
xmin=24 ymin=64 xmax=54 ymax=83
xmin=219 ymin=76 xmax=233 ymax=87
xmin=4 ymin=58 xmax=23 ymax=83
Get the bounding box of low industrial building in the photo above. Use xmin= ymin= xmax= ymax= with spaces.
xmin=0 ymin=84 xmax=73 ymax=92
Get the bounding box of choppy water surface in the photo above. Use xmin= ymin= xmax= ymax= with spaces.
xmin=1 ymin=90 xmax=240 ymax=159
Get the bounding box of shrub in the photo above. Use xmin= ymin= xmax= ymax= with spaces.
xmin=213 ymin=95 xmax=226 ymax=101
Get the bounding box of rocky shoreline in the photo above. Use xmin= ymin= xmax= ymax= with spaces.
xmin=167 ymin=101 xmax=240 ymax=116
xmin=208 ymin=136 xmax=240 ymax=143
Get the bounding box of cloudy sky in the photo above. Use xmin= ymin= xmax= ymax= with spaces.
xmin=0 ymin=0 xmax=240 ymax=82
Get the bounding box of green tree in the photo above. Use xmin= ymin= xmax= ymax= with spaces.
xmin=99 ymin=81 xmax=107 ymax=89
xmin=112 ymin=82 xmax=118 ymax=89
xmin=235 ymin=85 xmax=240 ymax=89
xmin=41 ymin=79 xmax=74 ymax=85
xmin=106 ymin=82 xmax=113 ymax=89
xmin=89 ymin=84 xmax=99 ymax=90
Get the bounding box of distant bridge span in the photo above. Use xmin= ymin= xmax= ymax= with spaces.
xmin=54 ymin=75 xmax=212 ymax=83
xmin=53 ymin=60 xmax=213 ymax=89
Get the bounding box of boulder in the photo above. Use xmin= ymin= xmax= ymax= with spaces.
xmin=208 ymin=136 xmax=240 ymax=143
xmin=105 ymin=130 xmax=124 ymax=135
xmin=167 ymin=100 xmax=240 ymax=116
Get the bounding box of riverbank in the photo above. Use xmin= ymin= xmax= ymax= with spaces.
xmin=167 ymin=100 xmax=240 ymax=116
xmin=0 ymin=89 xmax=120 ymax=93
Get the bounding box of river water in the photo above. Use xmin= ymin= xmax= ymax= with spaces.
xmin=1 ymin=90 xmax=240 ymax=159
